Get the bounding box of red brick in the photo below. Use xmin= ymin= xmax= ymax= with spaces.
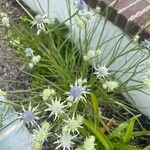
xmin=120 ymin=0 xmax=149 ymax=18
xmin=114 ymin=0 xmax=139 ymax=11
xmin=133 ymin=9 xmax=150 ymax=26
xmin=86 ymin=0 xmax=150 ymax=37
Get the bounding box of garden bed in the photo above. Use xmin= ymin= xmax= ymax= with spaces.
xmin=0 ymin=0 xmax=150 ymax=150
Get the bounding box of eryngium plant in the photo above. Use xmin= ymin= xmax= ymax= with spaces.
xmin=0 ymin=0 xmax=150 ymax=149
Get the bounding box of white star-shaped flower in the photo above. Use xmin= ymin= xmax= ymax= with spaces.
xmin=17 ymin=102 xmax=39 ymax=126
xmin=45 ymin=97 xmax=67 ymax=120
xmin=66 ymin=78 xmax=90 ymax=102
xmin=54 ymin=132 xmax=75 ymax=150
xmin=94 ymin=65 xmax=110 ymax=78
xmin=31 ymin=14 xmax=51 ymax=35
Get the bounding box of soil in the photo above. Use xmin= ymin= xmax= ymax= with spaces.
xmin=0 ymin=0 xmax=29 ymax=91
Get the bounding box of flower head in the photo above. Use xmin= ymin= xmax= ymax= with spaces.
xmin=76 ymin=0 xmax=86 ymax=11
xmin=102 ymin=80 xmax=119 ymax=92
xmin=29 ymin=63 xmax=34 ymax=69
xmin=31 ymin=14 xmax=51 ymax=35
xmin=54 ymin=132 xmax=75 ymax=150
xmin=63 ymin=114 xmax=83 ymax=134
xmin=95 ymin=48 xmax=102 ymax=56
xmin=31 ymin=55 xmax=41 ymax=65
xmin=81 ymin=11 xmax=95 ymax=23
xmin=1 ymin=16 xmax=9 ymax=27
xmin=30 ymin=142 xmax=41 ymax=150
xmin=0 ymin=12 xmax=7 ymax=18
xmin=83 ymin=136 xmax=96 ymax=150
xmin=32 ymin=121 xmax=51 ymax=143
xmin=74 ymin=15 xmax=85 ymax=29
xmin=94 ymin=65 xmax=110 ymax=78
xmin=84 ymin=49 xmax=102 ymax=61
xmin=0 ymin=12 xmax=9 ymax=27
xmin=95 ymin=6 xmax=101 ymax=13
xmin=143 ymin=39 xmax=150 ymax=48
xmin=66 ymin=78 xmax=89 ymax=102
xmin=17 ymin=102 xmax=39 ymax=126
xmin=143 ymin=79 xmax=150 ymax=88
xmin=83 ymin=50 xmax=95 ymax=61
xmin=25 ymin=48 xmax=34 ymax=56
xmin=133 ymin=35 xmax=140 ymax=42
xmin=42 ymin=88 xmax=56 ymax=101
xmin=45 ymin=97 xmax=66 ymax=120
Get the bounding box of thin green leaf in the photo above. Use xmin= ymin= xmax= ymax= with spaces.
xmin=112 ymin=142 xmax=142 ymax=150
xmin=123 ymin=114 xmax=141 ymax=144
xmin=133 ymin=130 xmax=150 ymax=137
xmin=90 ymin=93 xmax=100 ymax=126
xmin=108 ymin=121 xmax=128 ymax=140
xmin=83 ymin=119 xmax=114 ymax=150
xmin=143 ymin=145 xmax=150 ymax=150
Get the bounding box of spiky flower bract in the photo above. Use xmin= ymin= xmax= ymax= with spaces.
xmin=143 ymin=80 xmax=150 ymax=88
xmin=76 ymin=0 xmax=86 ymax=11
xmin=102 ymin=80 xmax=119 ymax=92
xmin=32 ymin=121 xmax=51 ymax=143
xmin=54 ymin=132 xmax=75 ymax=150
xmin=74 ymin=15 xmax=85 ymax=29
xmin=0 ymin=12 xmax=9 ymax=27
xmin=63 ymin=114 xmax=83 ymax=134
xmin=83 ymin=48 xmax=102 ymax=61
xmin=25 ymin=48 xmax=34 ymax=56
xmin=143 ymin=39 xmax=150 ymax=48
xmin=80 ymin=11 xmax=95 ymax=23
xmin=83 ymin=136 xmax=96 ymax=150
xmin=66 ymin=78 xmax=90 ymax=102
xmin=31 ymin=14 xmax=51 ymax=34
xmin=42 ymin=88 xmax=56 ymax=101
xmin=45 ymin=97 xmax=66 ymax=120
xmin=94 ymin=65 xmax=110 ymax=78
xmin=17 ymin=102 xmax=39 ymax=126
xmin=31 ymin=55 xmax=41 ymax=65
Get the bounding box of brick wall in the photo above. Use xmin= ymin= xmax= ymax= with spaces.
xmin=85 ymin=0 xmax=150 ymax=39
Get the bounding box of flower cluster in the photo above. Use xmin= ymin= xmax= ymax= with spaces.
xmin=83 ymin=48 xmax=102 ymax=61
xmin=54 ymin=132 xmax=75 ymax=150
xmin=83 ymin=136 xmax=96 ymax=150
xmin=63 ymin=114 xmax=83 ymax=134
xmin=30 ymin=121 xmax=51 ymax=150
xmin=42 ymin=87 xmax=56 ymax=101
xmin=74 ymin=0 xmax=97 ymax=28
xmin=0 ymin=12 xmax=10 ymax=27
xmin=74 ymin=15 xmax=85 ymax=29
xmin=31 ymin=14 xmax=51 ymax=35
xmin=75 ymin=136 xmax=96 ymax=150
xmin=102 ymin=80 xmax=119 ymax=92
xmin=24 ymin=48 xmax=41 ymax=68
xmin=93 ymin=65 xmax=119 ymax=91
